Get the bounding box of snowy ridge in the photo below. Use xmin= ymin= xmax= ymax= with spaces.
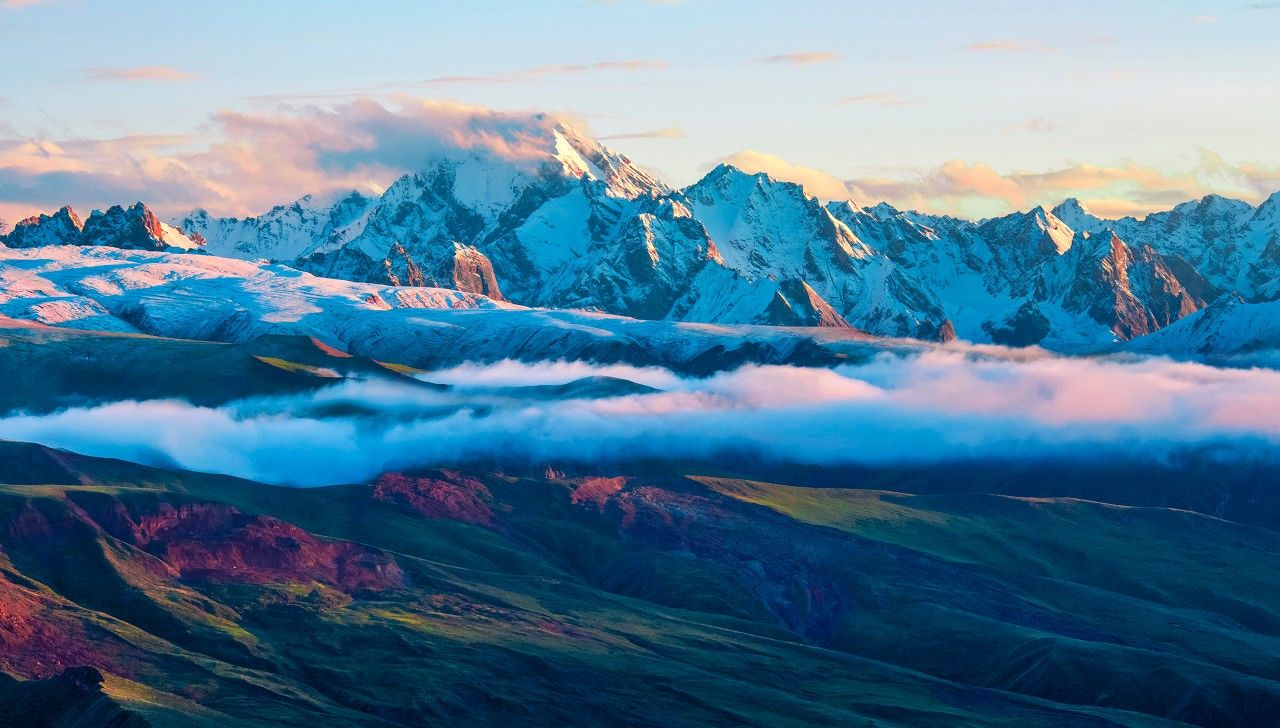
xmin=6 ymin=120 xmax=1280 ymax=356
xmin=0 ymin=245 xmax=513 ymax=340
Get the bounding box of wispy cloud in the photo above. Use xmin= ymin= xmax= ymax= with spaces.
xmin=754 ymin=51 xmax=840 ymax=66
xmin=837 ymin=93 xmax=910 ymax=107
xmin=527 ymin=60 xmax=668 ymax=74
xmin=965 ymin=41 xmax=1053 ymax=53
xmin=81 ymin=66 xmax=196 ymax=83
xmin=2 ymin=0 xmax=51 ymax=7
xmin=1007 ymin=117 xmax=1055 ymax=133
xmin=599 ymin=126 xmax=685 ymax=140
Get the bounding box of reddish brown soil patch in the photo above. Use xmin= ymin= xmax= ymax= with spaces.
xmin=158 ymin=516 xmax=403 ymax=592
xmin=63 ymin=494 xmax=403 ymax=593
xmin=373 ymin=472 xmax=494 ymax=526
xmin=0 ymin=574 xmax=131 ymax=679
xmin=569 ymin=477 xmax=628 ymax=511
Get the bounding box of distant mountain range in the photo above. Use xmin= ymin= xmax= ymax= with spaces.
xmin=5 ymin=122 xmax=1279 ymax=358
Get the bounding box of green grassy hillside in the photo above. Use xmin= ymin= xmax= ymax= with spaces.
xmin=0 ymin=442 xmax=1275 ymax=725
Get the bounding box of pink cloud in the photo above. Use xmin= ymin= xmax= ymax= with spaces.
xmin=3 ymin=97 xmax=1276 ymax=225
xmin=715 ymin=146 xmax=1279 ymax=218
xmin=965 ymin=41 xmax=1053 ymax=53
xmin=755 ymin=52 xmax=841 ymax=65
xmin=81 ymin=66 xmax=196 ymax=82
xmin=0 ymin=99 xmax=590 ymax=219
xmin=846 ymin=155 xmax=1280 ymax=218
xmin=713 ymin=149 xmax=850 ymax=201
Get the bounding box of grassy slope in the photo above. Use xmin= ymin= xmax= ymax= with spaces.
xmin=0 ymin=446 xmax=1201 ymax=727
xmin=700 ymin=478 xmax=1280 ymax=722
xmin=0 ymin=323 xmax=433 ymax=416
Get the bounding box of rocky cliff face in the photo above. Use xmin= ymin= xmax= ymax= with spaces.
xmin=4 ymin=202 xmax=202 ymax=252
xmin=4 ymin=206 xmax=85 ymax=248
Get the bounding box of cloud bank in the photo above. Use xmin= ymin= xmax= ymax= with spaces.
xmin=720 ymin=146 xmax=1280 ymax=217
xmin=3 ymin=96 xmax=1277 ymax=223
xmin=0 ymin=99 xmax=584 ymax=219
xmin=1 ymin=351 xmax=1278 ymax=486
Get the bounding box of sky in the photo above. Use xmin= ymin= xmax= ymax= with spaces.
xmin=1 ymin=0 xmax=1279 ymax=222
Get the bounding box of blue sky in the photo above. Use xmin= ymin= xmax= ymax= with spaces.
xmin=1 ymin=0 xmax=1278 ymax=220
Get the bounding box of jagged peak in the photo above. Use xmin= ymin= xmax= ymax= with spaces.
xmin=1051 ymin=197 xmax=1092 ymax=218
xmin=271 ymin=188 xmax=373 ymax=216
xmin=16 ymin=204 xmax=84 ymax=231
xmin=982 ymin=204 xmax=1074 ymax=256
xmin=76 ymin=200 xmax=203 ymax=251
xmin=825 ymin=199 xmax=863 ymax=217
xmin=1192 ymin=192 xmax=1251 ymax=215
xmin=55 ymin=204 xmax=82 ymax=222
xmin=688 ymin=163 xmax=816 ymax=203
xmin=866 ymin=201 xmax=903 ymax=219
xmin=1104 ymin=228 xmax=1128 ymax=249
xmin=1156 ymin=193 xmax=1253 ymax=229
xmin=547 ymin=121 xmax=669 ymax=198
xmin=699 ymin=162 xmax=765 ymax=185
xmin=1051 ymin=197 xmax=1108 ymax=234
xmin=88 ymin=200 xmax=148 ymax=218
xmin=1198 ymin=192 xmax=1236 ymax=206
xmin=1252 ymin=190 xmax=1280 ymax=219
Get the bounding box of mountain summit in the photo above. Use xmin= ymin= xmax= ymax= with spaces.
xmin=6 ymin=124 xmax=1278 ymax=351
xmin=5 ymin=202 xmax=201 ymax=252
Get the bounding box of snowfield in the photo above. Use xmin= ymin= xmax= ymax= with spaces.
xmin=0 ymin=245 xmax=514 ymax=338
xmin=0 ymin=244 xmax=923 ymax=372
xmin=2 ymin=242 xmax=1278 ymax=369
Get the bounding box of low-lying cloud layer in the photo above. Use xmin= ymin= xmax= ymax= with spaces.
xmin=1 ymin=351 xmax=1278 ymax=487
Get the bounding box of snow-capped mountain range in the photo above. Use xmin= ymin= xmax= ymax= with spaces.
xmin=4 ymin=121 xmax=1279 ymax=358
